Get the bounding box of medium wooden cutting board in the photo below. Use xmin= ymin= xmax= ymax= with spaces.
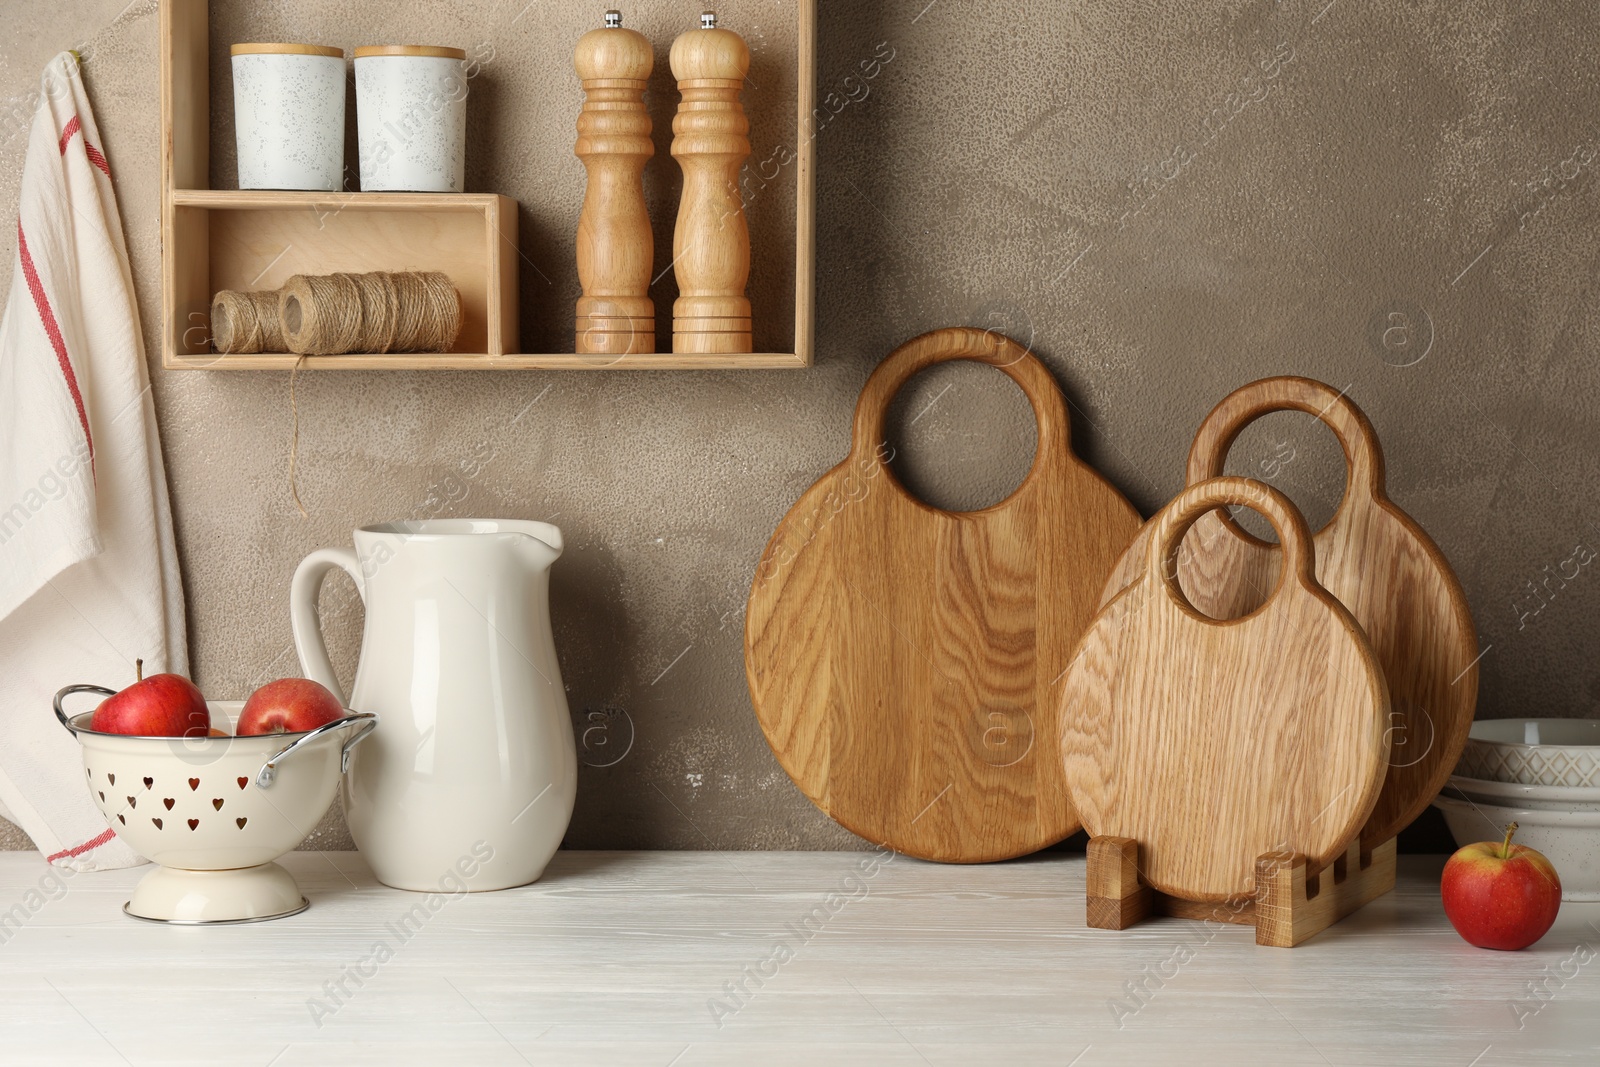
xmin=1096 ymin=377 xmax=1479 ymax=847
xmin=1061 ymin=477 xmax=1391 ymax=902
xmin=745 ymin=327 xmax=1141 ymax=862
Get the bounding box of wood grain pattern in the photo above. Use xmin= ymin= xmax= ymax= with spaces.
xmin=160 ymin=0 xmax=209 ymax=372
xmin=745 ymin=328 xmax=1141 ymax=862
xmin=574 ymin=20 xmax=655 ymax=356
xmin=1254 ymin=836 xmax=1397 ymax=947
xmin=1086 ymin=836 xmax=1252 ymax=928
xmin=1085 ymin=835 xmax=1153 ymax=930
xmin=670 ymin=22 xmax=753 ymax=354
xmin=1097 ymin=377 xmax=1479 ymax=847
xmin=792 ymin=0 xmax=817 ymax=372
xmin=1061 ymin=476 xmax=1391 ymax=901
xmin=1085 ymin=834 xmax=1397 ymax=946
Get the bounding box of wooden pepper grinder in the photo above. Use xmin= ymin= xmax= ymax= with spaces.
xmin=574 ymin=10 xmax=655 ymax=355
xmin=670 ymin=11 xmax=752 ymax=354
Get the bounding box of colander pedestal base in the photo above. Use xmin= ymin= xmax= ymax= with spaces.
xmin=125 ymin=862 xmax=309 ymax=924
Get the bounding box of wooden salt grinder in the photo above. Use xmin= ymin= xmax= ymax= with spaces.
xmin=670 ymin=11 xmax=752 ymax=354
xmin=575 ymin=10 xmax=655 ymax=355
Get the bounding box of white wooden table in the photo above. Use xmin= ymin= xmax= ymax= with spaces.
xmin=0 ymin=850 xmax=1594 ymax=1065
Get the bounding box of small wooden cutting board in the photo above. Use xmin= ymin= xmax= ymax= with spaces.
xmin=1061 ymin=477 xmax=1391 ymax=902
xmin=1096 ymin=377 xmax=1479 ymax=847
xmin=745 ymin=327 xmax=1141 ymax=862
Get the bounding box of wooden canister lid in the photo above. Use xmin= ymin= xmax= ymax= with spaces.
xmin=353 ymin=45 xmax=467 ymax=60
xmin=230 ymin=43 xmax=344 ymax=58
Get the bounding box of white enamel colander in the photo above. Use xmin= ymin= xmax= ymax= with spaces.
xmin=55 ymin=684 xmax=376 ymax=924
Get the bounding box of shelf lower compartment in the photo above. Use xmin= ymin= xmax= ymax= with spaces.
xmin=162 ymin=189 xmax=806 ymax=370
xmin=163 ymin=190 xmax=519 ymax=365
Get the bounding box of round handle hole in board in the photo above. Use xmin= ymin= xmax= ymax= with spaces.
xmin=882 ymin=361 xmax=1037 ymax=513
xmin=1175 ymin=413 xmax=1345 ymax=622
xmin=1209 ymin=410 xmax=1349 ymax=545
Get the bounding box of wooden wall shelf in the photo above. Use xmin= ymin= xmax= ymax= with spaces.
xmin=159 ymin=0 xmax=815 ymax=370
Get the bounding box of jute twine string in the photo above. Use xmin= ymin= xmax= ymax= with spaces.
xmin=281 ymin=273 xmax=364 ymax=356
xmin=210 ymin=270 xmax=461 ymax=356
xmin=356 ymin=270 xmax=400 ymax=352
xmin=288 ymin=356 xmax=309 ymax=519
xmin=282 ymin=270 xmax=459 ymax=355
xmin=390 ymin=272 xmax=431 ymax=352
xmin=208 ymin=270 xmax=463 ymax=518
xmin=210 ymin=289 xmax=283 ymax=353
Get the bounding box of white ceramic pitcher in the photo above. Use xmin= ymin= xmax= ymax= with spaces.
xmin=291 ymin=520 xmax=576 ymax=891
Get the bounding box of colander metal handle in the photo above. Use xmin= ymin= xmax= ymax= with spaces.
xmin=257 ymin=712 xmax=379 ymax=788
xmin=53 ymin=684 xmax=116 ymax=734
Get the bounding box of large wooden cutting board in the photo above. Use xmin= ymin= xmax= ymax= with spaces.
xmin=745 ymin=327 xmax=1141 ymax=862
xmin=1096 ymin=377 xmax=1479 ymax=847
xmin=1061 ymin=477 xmax=1391 ymax=902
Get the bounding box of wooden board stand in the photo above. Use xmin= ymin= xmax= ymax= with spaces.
xmin=1086 ymin=834 xmax=1397 ymax=948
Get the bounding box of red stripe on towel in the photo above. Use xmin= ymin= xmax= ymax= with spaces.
xmin=57 ymin=115 xmax=80 ymax=154
xmin=17 ymin=220 xmax=94 ymax=476
xmin=45 ymin=827 xmax=116 ymax=863
xmin=83 ymin=141 xmax=111 ymax=177
xmin=58 ymin=115 xmax=111 ymax=177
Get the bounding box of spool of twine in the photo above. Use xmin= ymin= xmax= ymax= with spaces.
xmin=271 ymin=270 xmax=461 ymax=356
xmin=280 ymin=273 xmax=363 ymax=356
xmin=355 ymin=270 xmax=399 ymax=353
xmin=211 ymin=289 xmax=284 ymax=353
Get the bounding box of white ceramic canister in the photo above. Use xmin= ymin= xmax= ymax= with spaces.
xmin=354 ymin=45 xmax=468 ymax=192
xmin=230 ymin=43 xmax=346 ymax=191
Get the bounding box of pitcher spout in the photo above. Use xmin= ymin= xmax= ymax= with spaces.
xmin=516 ymin=522 xmax=564 ymax=571
xmin=350 ymin=519 xmax=565 ymax=572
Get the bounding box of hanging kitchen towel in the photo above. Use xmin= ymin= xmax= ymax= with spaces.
xmin=0 ymin=52 xmax=187 ymax=871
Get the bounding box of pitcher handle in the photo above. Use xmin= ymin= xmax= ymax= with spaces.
xmin=290 ymin=548 xmax=364 ymax=706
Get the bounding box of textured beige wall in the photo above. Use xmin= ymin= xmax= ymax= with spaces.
xmin=3 ymin=0 xmax=1597 ymax=854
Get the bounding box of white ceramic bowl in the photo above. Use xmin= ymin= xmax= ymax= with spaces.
xmin=1457 ymin=718 xmax=1600 ymax=787
xmin=55 ymin=686 xmax=375 ymax=923
xmin=1446 ymin=774 xmax=1600 ymax=811
xmin=1431 ymin=792 xmax=1600 ymax=901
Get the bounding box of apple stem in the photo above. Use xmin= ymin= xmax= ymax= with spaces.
xmin=1501 ymin=821 xmax=1519 ymax=859
xmin=135 ymin=658 xmax=143 ymax=683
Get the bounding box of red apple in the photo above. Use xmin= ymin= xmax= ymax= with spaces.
xmin=90 ymin=659 xmax=210 ymax=738
xmin=1441 ymin=822 xmax=1561 ymax=950
xmin=237 ymin=678 xmax=344 ymax=736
